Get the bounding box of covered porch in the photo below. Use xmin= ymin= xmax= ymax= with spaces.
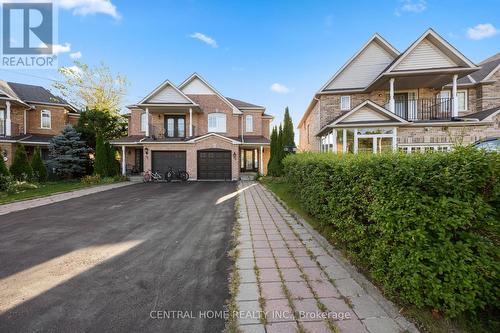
xmin=239 ymin=144 xmax=269 ymax=175
xmin=116 ymin=143 xmax=144 ymax=176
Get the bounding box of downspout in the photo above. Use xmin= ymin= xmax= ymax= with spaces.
xmin=240 ymin=114 xmax=244 ymax=143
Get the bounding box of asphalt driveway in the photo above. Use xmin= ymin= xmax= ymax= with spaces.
xmin=0 ymin=181 xmax=237 ymax=333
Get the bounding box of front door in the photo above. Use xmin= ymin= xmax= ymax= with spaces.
xmin=241 ymin=149 xmax=257 ymax=172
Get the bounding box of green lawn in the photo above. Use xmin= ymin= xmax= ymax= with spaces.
xmin=260 ymin=176 xmax=498 ymax=333
xmin=0 ymin=178 xmax=124 ymax=205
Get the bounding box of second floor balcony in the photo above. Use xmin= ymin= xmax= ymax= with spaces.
xmin=384 ymin=97 xmax=453 ymax=121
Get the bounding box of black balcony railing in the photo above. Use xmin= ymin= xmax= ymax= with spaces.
xmin=148 ymin=124 xmax=196 ymax=140
xmin=386 ymin=97 xmax=453 ymax=121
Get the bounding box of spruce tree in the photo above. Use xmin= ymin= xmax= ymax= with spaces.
xmin=31 ymin=147 xmax=47 ymax=182
xmin=48 ymin=125 xmax=90 ymax=179
xmin=10 ymin=145 xmax=33 ymax=181
xmin=94 ymin=134 xmax=107 ymax=176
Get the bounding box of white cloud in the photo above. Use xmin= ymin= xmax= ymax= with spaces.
xmin=70 ymin=51 xmax=82 ymax=59
xmin=395 ymin=0 xmax=426 ymax=16
xmin=52 ymin=43 xmax=71 ymax=54
xmin=189 ymin=32 xmax=218 ymax=48
xmin=58 ymin=0 xmax=121 ymax=20
xmin=466 ymin=23 xmax=499 ymax=40
xmin=270 ymin=83 xmax=290 ymax=94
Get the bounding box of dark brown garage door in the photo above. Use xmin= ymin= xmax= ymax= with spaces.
xmin=152 ymin=151 xmax=186 ymax=175
xmin=197 ymin=149 xmax=232 ymax=180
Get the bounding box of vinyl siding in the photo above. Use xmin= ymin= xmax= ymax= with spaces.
xmin=326 ymin=41 xmax=396 ymax=90
xmin=148 ymin=85 xmax=191 ymax=103
xmin=341 ymin=107 xmax=390 ymax=123
xmin=395 ymin=39 xmax=457 ymax=71
xmin=181 ymin=78 xmax=215 ymax=95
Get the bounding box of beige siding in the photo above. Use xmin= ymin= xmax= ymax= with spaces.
xmin=342 ymin=107 xmax=390 ymax=122
xmin=395 ymin=39 xmax=457 ymax=70
xmin=326 ymin=41 xmax=396 ymax=90
xmin=181 ymin=78 xmax=215 ymax=95
xmin=148 ymin=85 xmax=191 ymax=103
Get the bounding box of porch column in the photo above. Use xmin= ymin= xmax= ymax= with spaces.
xmin=389 ymin=78 xmax=395 ymax=113
xmin=392 ymin=127 xmax=398 ymax=151
xmin=5 ymin=101 xmax=11 ymax=136
xmin=189 ymin=107 xmax=193 ymax=137
xmin=145 ymin=107 xmax=150 ymax=137
xmin=328 ymin=131 xmax=333 ymax=152
xmin=353 ymin=128 xmax=358 ymax=154
xmin=452 ymin=74 xmax=458 ymax=118
xmin=259 ymin=146 xmax=263 ymax=174
xmin=121 ymin=145 xmax=126 ymax=176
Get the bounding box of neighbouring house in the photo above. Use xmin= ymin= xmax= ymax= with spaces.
xmin=298 ymin=28 xmax=500 ymax=153
xmin=111 ymin=73 xmax=272 ymax=180
xmin=0 ymin=81 xmax=80 ymax=165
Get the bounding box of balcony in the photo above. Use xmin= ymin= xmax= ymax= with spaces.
xmin=385 ymin=97 xmax=453 ymax=121
xmin=148 ymin=124 xmax=196 ymax=141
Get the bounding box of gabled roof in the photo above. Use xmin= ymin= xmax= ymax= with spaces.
xmin=179 ymin=73 xmax=242 ymax=114
xmin=226 ymin=97 xmax=264 ymax=109
xmin=138 ymin=79 xmax=197 ymax=105
xmin=462 ymin=106 xmax=500 ymax=121
xmin=323 ymin=100 xmax=407 ymax=129
xmin=7 ymin=81 xmax=71 ymax=106
xmin=470 ymin=57 xmax=500 ymax=82
xmin=384 ymin=28 xmax=477 ymax=73
xmin=320 ymin=33 xmax=400 ymax=92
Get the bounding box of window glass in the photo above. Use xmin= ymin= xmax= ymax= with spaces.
xmin=41 ymin=110 xmax=51 ymax=129
xmin=178 ymin=118 xmax=185 ymax=137
xmin=340 ymin=96 xmax=351 ymax=111
xmin=346 ymin=129 xmax=355 ymax=153
xmin=336 ymin=129 xmax=344 ymax=153
xmin=167 ymin=118 xmax=174 ymax=137
xmin=457 ymin=91 xmax=467 ymax=111
xmin=377 ymin=137 xmax=393 ymax=153
xmin=246 ymin=115 xmax=253 ymax=132
xmin=208 ymin=113 xmax=226 ymax=132
xmin=358 ymin=137 xmax=373 ymax=154
xmin=140 ymin=113 xmax=147 ymax=132
xmin=0 ymin=110 xmax=4 ymax=135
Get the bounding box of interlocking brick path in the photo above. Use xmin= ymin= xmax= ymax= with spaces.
xmin=235 ymin=181 xmax=418 ymax=333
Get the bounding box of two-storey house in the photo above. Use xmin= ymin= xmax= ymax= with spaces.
xmin=112 ymin=73 xmax=272 ymax=180
xmin=298 ymin=29 xmax=500 ymax=153
xmin=0 ymin=80 xmax=79 ymax=165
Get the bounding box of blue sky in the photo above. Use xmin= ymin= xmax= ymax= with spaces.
xmin=2 ymin=0 xmax=499 ymax=128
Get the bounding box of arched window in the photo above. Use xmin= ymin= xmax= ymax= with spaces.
xmin=245 ymin=115 xmax=253 ymax=132
xmin=208 ymin=113 xmax=226 ymax=133
xmin=140 ymin=112 xmax=147 ymax=132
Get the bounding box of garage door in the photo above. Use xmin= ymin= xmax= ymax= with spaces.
xmin=151 ymin=151 xmax=186 ymax=175
xmin=197 ymin=149 xmax=232 ymax=180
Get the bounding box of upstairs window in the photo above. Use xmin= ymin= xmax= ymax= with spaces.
xmin=340 ymin=96 xmax=351 ymax=111
xmin=457 ymin=90 xmax=467 ymax=111
xmin=41 ymin=110 xmax=51 ymax=129
xmin=140 ymin=112 xmax=148 ymax=132
xmin=245 ymin=115 xmax=253 ymax=132
xmin=208 ymin=113 xmax=226 ymax=133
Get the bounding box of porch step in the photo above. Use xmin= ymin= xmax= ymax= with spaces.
xmin=240 ymin=172 xmax=257 ymax=181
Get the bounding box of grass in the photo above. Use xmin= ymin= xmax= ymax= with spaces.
xmin=260 ymin=176 xmax=499 ymax=333
xmin=0 ymin=177 xmax=124 ymax=204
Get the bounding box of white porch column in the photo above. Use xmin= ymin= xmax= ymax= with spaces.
xmin=332 ymin=130 xmax=337 ymax=153
xmin=452 ymin=74 xmax=458 ymax=118
xmin=5 ymin=101 xmax=11 ymax=136
xmin=392 ymin=127 xmax=398 ymax=151
xmin=145 ymin=107 xmax=150 ymax=137
xmin=342 ymin=129 xmax=347 ymax=153
xmin=389 ymin=78 xmax=395 ymax=113
xmin=121 ymin=145 xmax=126 ymax=176
xmin=189 ymin=107 xmax=193 ymax=137
xmin=23 ymin=109 xmax=27 ymax=134
xmin=259 ymin=146 xmax=263 ymax=174
xmin=353 ymin=128 xmax=358 ymax=154
xmin=328 ymin=131 xmax=333 ymax=152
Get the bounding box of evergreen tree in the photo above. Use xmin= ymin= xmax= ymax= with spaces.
xmin=31 ymin=147 xmax=47 ymax=182
xmin=105 ymin=142 xmax=119 ymax=177
xmin=94 ymin=134 xmax=107 ymax=176
xmin=0 ymin=151 xmax=9 ymax=176
xmin=276 ymin=124 xmax=284 ymax=175
xmin=10 ymin=145 xmax=33 ymax=181
xmin=282 ymin=107 xmax=295 ymax=148
xmin=48 ymin=125 xmax=90 ymax=179
xmin=268 ymin=126 xmax=278 ymax=175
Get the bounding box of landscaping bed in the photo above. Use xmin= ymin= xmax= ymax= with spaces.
xmin=261 ymin=147 xmax=499 ymax=333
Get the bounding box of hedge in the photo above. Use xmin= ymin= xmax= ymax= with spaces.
xmin=282 ymin=147 xmax=499 ymax=317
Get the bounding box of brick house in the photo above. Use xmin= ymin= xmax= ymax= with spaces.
xmin=0 ymin=81 xmax=79 ymax=165
xmin=111 ymin=73 xmax=272 ymax=180
xmin=298 ymin=29 xmax=500 ymax=153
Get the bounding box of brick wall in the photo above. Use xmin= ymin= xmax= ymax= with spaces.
xmin=0 ymin=142 xmax=14 ymax=166
xmin=479 ymin=70 xmax=500 ymax=110
xmin=187 ymin=94 xmax=240 ymax=137
xmin=26 ymin=105 xmax=70 ymax=135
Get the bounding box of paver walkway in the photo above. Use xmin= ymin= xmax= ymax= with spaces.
xmin=235 ymin=181 xmax=418 ymax=333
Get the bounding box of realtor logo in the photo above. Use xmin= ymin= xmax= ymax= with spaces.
xmin=1 ymin=1 xmax=57 ymax=68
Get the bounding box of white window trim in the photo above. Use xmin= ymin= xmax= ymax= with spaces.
xmin=340 ymin=96 xmax=351 ymax=111
xmin=208 ymin=112 xmax=227 ymax=133
xmin=41 ymin=110 xmax=51 ymax=129
xmin=245 ymin=115 xmax=253 ymax=132
xmin=442 ymin=89 xmax=467 ymax=112
xmin=140 ymin=112 xmax=147 ymax=132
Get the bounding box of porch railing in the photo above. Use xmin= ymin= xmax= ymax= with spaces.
xmin=148 ymin=124 xmax=195 ymax=140
xmin=385 ymin=97 xmax=453 ymax=121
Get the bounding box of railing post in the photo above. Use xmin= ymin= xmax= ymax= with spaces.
xmin=145 ymin=107 xmax=150 ymax=137
xmin=389 ymin=78 xmax=395 ymax=113
xmin=452 ymin=74 xmax=458 ymax=118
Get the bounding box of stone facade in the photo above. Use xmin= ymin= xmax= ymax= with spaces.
xmin=477 ymin=69 xmax=500 ymax=110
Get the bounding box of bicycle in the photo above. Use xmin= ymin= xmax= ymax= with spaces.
xmin=165 ymin=166 xmax=189 ymax=182
xmin=143 ymin=170 xmax=164 ymax=182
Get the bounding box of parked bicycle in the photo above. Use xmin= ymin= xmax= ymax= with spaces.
xmin=165 ymin=166 xmax=189 ymax=182
xmin=143 ymin=170 xmax=164 ymax=183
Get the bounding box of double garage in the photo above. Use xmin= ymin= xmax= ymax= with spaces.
xmin=151 ymin=149 xmax=232 ymax=180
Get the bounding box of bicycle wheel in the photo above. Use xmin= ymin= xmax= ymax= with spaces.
xmin=165 ymin=171 xmax=173 ymax=182
xmin=179 ymin=171 xmax=189 ymax=182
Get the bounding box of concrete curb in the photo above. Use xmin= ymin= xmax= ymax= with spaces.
xmin=264 ymin=185 xmax=420 ymax=333
xmin=0 ymin=181 xmax=136 ymax=216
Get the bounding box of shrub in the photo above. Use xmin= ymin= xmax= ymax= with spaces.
xmin=81 ymin=174 xmax=101 ymax=185
xmin=0 ymin=174 xmax=11 ymax=191
xmin=282 ymin=148 xmax=500 ymax=318
xmin=0 ymin=152 xmax=9 ymax=176
xmin=94 ymin=134 xmax=107 ymax=176
xmin=48 ymin=125 xmax=90 ymax=179
xmin=10 ymin=145 xmax=33 ymax=181
xmin=31 ymin=147 xmax=47 ymax=182
xmin=6 ymin=180 xmax=38 ymax=194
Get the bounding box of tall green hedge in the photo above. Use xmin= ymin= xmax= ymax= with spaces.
xmin=283 ymin=148 xmax=499 ymax=317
